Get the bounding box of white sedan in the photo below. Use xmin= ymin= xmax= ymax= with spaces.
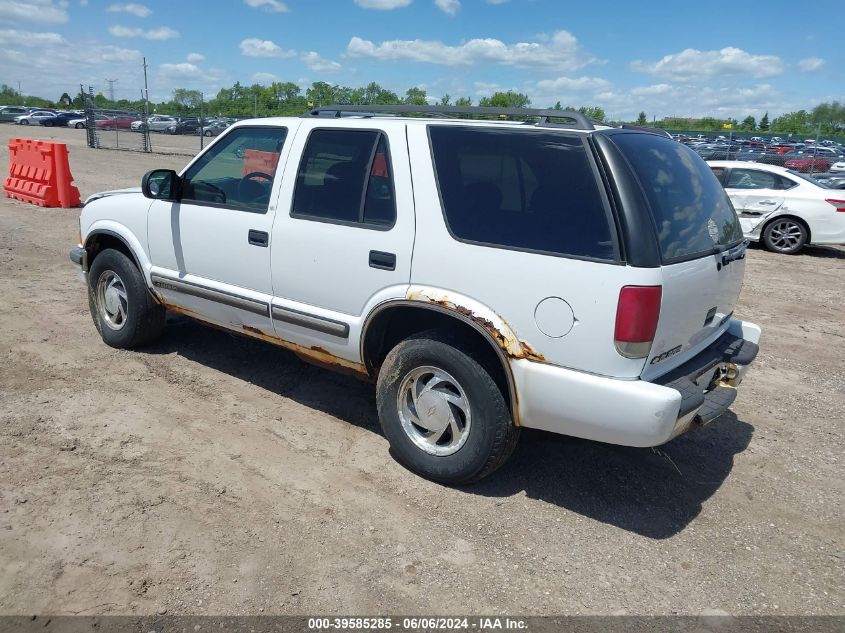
xmin=831 ymin=161 xmax=845 ymax=174
xmin=14 ymin=110 xmax=55 ymax=125
xmin=708 ymin=160 xmax=845 ymax=254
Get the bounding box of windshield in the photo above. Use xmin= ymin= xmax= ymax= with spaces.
xmin=610 ymin=133 xmax=744 ymax=262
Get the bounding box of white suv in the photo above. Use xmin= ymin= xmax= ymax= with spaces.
xmin=70 ymin=106 xmax=761 ymax=484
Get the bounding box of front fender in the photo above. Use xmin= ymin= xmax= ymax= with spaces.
xmin=84 ymin=220 xmax=153 ymax=284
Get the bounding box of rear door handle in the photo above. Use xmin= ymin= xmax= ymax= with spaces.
xmin=248 ymin=230 xmax=268 ymax=247
xmin=369 ymin=250 xmax=396 ymax=271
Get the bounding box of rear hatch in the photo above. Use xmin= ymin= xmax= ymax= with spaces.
xmin=607 ymin=132 xmax=747 ymax=381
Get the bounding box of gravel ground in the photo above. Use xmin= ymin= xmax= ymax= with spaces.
xmin=0 ymin=124 xmax=843 ymax=616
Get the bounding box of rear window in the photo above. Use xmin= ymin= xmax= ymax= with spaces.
xmin=429 ymin=126 xmax=617 ymax=261
xmin=611 ymin=133 xmax=744 ymax=261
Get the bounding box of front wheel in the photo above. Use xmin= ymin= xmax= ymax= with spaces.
xmin=75 ymin=122 xmax=84 ymax=129
xmin=762 ymin=218 xmax=807 ymax=254
xmin=19 ymin=120 xmax=29 ymax=125
xmin=87 ymin=248 xmax=165 ymax=348
xmin=376 ymin=332 xmax=519 ymax=485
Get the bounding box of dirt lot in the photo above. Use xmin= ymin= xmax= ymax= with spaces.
xmin=0 ymin=124 xmax=842 ymax=616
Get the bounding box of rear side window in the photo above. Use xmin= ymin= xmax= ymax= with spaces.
xmin=610 ymin=133 xmax=744 ymax=261
xmin=292 ymin=129 xmax=396 ymax=228
xmin=429 ymin=126 xmax=617 ymax=261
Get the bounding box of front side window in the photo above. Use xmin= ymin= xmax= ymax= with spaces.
xmin=181 ymin=126 xmax=287 ymax=213
xmin=429 ymin=126 xmax=616 ymax=260
xmin=727 ymin=169 xmax=796 ymax=191
xmin=292 ymin=129 xmax=396 ymax=228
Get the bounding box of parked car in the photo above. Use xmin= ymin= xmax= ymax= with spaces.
xmin=15 ymin=110 xmax=56 ymax=125
xmin=784 ymin=156 xmax=832 ymax=173
xmin=811 ymin=172 xmax=845 ymax=189
xmin=70 ymin=106 xmax=761 ymax=484
xmin=200 ymin=120 xmax=230 ymax=137
xmin=95 ymin=115 xmax=139 ymax=130
xmin=131 ymin=115 xmax=178 ymax=133
xmin=165 ymin=117 xmax=200 ymax=135
xmin=830 ymin=161 xmax=845 ymax=174
xmin=41 ymin=112 xmax=85 ymax=127
xmin=0 ymin=106 xmax=30 ymax=122
xmin=709 ymin=160 xmax=845 ymax=254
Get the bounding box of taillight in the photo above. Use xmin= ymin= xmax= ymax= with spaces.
xmin=825 ymin=199 xmax=845 ymax=212
xmin=615 ymin=286 xmax=662 ymax=359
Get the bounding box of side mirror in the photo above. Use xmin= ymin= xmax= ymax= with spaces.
xmin=141 ymin=169 xmax=181 ymax=201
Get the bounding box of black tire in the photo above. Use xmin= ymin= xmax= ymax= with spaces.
xmin=43 ymin=120 xmax=53 ymax=127
xmin=20 ymin=120 xmax=29 ymax=125
xmin=87 ymin=248 xmax=165 ymax=348
xmin=75 ymin=122 xmax=84 ymax=129
xmin=376 ymin=331 xmax=519 ymax=485
xmin=762 ymin=217 xmax=808 ymax=254
xmin=204 ymin=130 xmax=212 ymax=137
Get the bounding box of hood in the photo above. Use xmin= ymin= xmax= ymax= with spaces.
xmin=84 ymin=187 xmax=142 ymax=205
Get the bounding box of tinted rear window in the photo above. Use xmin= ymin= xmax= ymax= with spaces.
xmin=611 ymin=133 xmax=744 ymax=261
xmin=429 ymin=126 xmax=616 ymax=261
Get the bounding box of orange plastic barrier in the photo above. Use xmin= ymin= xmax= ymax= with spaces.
xmin=242 ymin=149 xmax=280 ymax=177
xmin=3 ymin=138 xmax=81 ymax=208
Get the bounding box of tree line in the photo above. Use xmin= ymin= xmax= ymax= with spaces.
xmin=2 ymin=81 xmax=843 ymax=137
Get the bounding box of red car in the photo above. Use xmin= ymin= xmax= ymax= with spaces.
xmin=95 ymin=115 xmax=139 ymax=130
xmin=784 ymin=157 xmax=832 ymax=173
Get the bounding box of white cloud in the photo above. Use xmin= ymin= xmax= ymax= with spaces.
xmin=158 ymin=62 xmax=202 ymax=79
xmin=797 ymin=57 xmax=824 ymax=72
xmin=0 ymin=27 xmax=64 ymax=46
xmin=106 ymin=3 xmax=151 ymax=17
xmin=535 ymin=75 xmax=611 ymax=92
xmin=252 ymin=72 xmax=278 ymax=83
xmin=239 ymin=37 xmax=296 ymax=58
xmin=354 ymin=0 xmax=412 ymax=9
xmin=243 ymin=0 xmax=289 ymax=12
xmin=108 ymin=24 xmax=179 ymax=40
xmin=434 ymin=0 xmax=459 ymax=15
xmin=631 ymin=47 xmax=783 ymax=80
xmin=346 ymin=30 xmax=601 ymax=71
xmin=301 ymin=51 xmax=341 ymax=72
xmin=186 ymin=52 xmax=204 ymax=63
xmin=0 ymin=0 xmax=68 ymax=24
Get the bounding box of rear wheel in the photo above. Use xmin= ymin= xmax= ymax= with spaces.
xmin=75 ymin=122 xmax=84 ymax=129
xmin=87 ymin=249 xmax=165 ymax=348
xmin=20 ymin=120 xmax=29 ymax=125
xmin=376 ymin=332 xmax=519 ymax=485
xmin=762 ymin=218 xmax=807 ymax=254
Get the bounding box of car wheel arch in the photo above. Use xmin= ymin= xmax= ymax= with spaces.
xmin=84 ymin=230 xmax=147 ymax=282
xmin=361 ymin=301 xmax=518 ymax=423
xmin=761 ymin=213 xmax=812 ymax=245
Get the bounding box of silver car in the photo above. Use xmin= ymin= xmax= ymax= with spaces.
xmin=130 ymin=115 xmax=177 ymax=133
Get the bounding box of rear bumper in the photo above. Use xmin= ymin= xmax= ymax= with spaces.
xmin=512 ymin=318 xmax=760 ymax=447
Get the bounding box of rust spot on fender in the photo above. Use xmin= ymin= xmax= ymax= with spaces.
xmin=406 ymin=289 xmax=545 ymax=363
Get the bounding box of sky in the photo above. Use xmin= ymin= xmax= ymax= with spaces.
xmin=0 ymin=0 xmax=842 ymax=120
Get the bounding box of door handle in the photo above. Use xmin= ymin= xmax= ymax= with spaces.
xmin=369 ymin=250 xmax=396 ymax=271
xmin=759 ymin=200 xmax=777 ymax=205
xmin=248 ymin=229 xmax=269 ymax=247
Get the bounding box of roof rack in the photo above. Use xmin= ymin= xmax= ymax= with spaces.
xmin=620 ymin=124 xmax=672 ymax=138
xmin=302 ymin=104 xmax=595 ymax=131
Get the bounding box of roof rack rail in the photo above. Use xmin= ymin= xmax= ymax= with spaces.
xmin=302 ymin=104 xmax=595 ymax=131
xmin=620 ymin=124 xmax=672 ymax=138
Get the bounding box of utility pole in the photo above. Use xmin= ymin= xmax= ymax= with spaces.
xmin=254 ymin=93 xmax=258 ymax=118
xmin=142 ymin=57 xmax=151 ymax=153
xmin=18 ymin=80 xmax=24 ymax=105
xmin=105 ymin=78 xmax=118 ymax=103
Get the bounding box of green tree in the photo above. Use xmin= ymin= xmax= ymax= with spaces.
xmin=58 ymin=92 xmax=72 ymax=107
xmin=740 ymin=115 xmax=756 ymax=131
xmin=439 ymin=94 xmax=451 ymax=106
xmin=478 ymin=90 xmax=531 ymax=108
xmin=404 ymin=87 xmax=427 ymax=106
xmin=552 ymin=101 xmax=563 ymax=110
xmin=578 ymin=106 xmax=605 ymax=122
xmin=770 ymin=110 xmax=810 ymax=134
xmin=636 ymin=111 xmax=647 ymax=125
xmin=454 ymin=96 xmax=472 ymax=106
xmin=172 ymin=88 xmax=203 ymax=111
xmin=759 ymin=112 xmax=769 ymax=131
